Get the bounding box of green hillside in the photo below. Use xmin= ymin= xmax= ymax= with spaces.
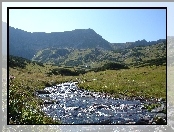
xmin=32 ymin=41 xmax=166 ymax=68
xmin=8 ymin=39 xmax=166 ymax=125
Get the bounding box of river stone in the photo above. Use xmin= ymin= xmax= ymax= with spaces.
xmin=37 ymin=82 xmax=167 ymax=124
xmin=43 ymin=100 xmax=54 ymax=104
xmin=36 ymin=90 xmax=51 ymax=94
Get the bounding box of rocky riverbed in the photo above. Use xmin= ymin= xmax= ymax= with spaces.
xmin=36 ymin=82 xmax=166 ymax=124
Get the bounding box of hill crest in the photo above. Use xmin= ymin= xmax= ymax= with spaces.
xmin=9 ymin=26 xmax=112 ymax=59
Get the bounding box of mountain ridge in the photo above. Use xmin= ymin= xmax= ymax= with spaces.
xmin=9 ymin=25 xmax=112 ymax=59
xmin=2 ymin=22 xmax=166 ymax=67
xmin=110 ymin=39 xmax=166 ymax=50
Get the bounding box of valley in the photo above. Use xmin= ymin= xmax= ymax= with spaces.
xmin=6 ymin=24 xmax=167 ymax=124
xmin=8 ymin=54 xmax=166 ymax=124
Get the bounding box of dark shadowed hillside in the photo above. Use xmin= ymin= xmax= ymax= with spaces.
xmin=5 ymin=22 xmax=166 ymax=68
xmin=9 ymin=26 xmax=112 ymax=59
xmin=9 ymin=55 xmax=44 ymax=69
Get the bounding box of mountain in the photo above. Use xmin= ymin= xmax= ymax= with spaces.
xmin=32 ymin=48 xmax=109 ymax=68
xmin=5 ymin=22 xmax=166 ymax=68
xmin=32 ymin=41 xmax=166 ymax=68
xmin=9 ymin=26 xmax=112 ymax=59
xmin=110 ymin=39 xmax=166 ymax=50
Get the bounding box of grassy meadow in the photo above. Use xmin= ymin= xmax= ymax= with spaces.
xmin=78 ymin=65 xmax=166 ymax=99
xmin=10 ymin=63 xmax=166 ymax=99
xmin=8 ymin=61 xmax=166 ymax=124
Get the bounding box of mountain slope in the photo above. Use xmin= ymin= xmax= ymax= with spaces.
xmin=9 ymin=55 xmax=44 ymax=69
xmin=110 ymin=39 xmax=166 ymax=50
xmin=6 ymin=22 xmax=166 ymax=68
xmin=32 ymin=41 xmax=166 ymax=68
xmin=9 ymin=26 xmax=112 ymax=59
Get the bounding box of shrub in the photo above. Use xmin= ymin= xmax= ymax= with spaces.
xmin=92 ymin=62 xmax=129 ymax=72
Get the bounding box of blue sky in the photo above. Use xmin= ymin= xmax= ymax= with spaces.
xmin=2 ymin=2 xmax=172 ymax=43
xmin=8 ymin=8 xmax=166 ymax=43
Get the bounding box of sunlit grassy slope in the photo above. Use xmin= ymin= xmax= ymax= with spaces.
xmin=10 ymin=63 xmax=166 ymax=99
xmin=78 ymin=66 xmax=166 ymax=99
xmin=32 ymin=42 xmax=166 ymax=68
xmin=8 ymin=55 xmax=166 ymax=125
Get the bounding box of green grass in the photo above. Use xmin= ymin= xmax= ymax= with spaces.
xmin=10 ymin=63 xmax=166 ymax=100
xmin=32 ymin=42 xmax=166 ymax=68
xmin=8 ymin=62 xmax=166 ymax=124
xmin=78 ymin=65 xmax=166 ymax=99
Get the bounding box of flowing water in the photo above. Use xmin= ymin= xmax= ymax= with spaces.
xmin=36 ymin=82 xmax=166 ymax=124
